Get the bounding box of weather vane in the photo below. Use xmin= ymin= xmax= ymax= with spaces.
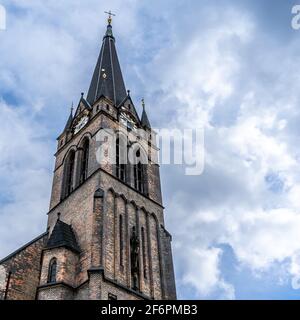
xmin=104 ymin=10 xmax=116 ymax=25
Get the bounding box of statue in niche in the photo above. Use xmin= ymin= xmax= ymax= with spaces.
xmin=130 ymin=226 xmax=140 ymax=290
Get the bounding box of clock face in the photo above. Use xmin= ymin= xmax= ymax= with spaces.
xmin=74 ymin=115 xmax=89 ymax=134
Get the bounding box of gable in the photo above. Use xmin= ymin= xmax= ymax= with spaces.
xmin=118 ymin=96 xmax=140 ymax=124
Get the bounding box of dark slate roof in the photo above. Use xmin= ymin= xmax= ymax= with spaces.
xmin=63 ymin=109 xmax=73 ymax=132
xmin=87 ymin=23 xmax=127 ymax=106
xmin=141 ymin=107 xmax=151 ymax=128
xmin=46 ymin=220 xmax=80 ymax=253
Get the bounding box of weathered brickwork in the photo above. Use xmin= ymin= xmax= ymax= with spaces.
xmin=38 ymin=284 xmax=74 ymax=300
xmin=39 ymin=247 xmax=79 ymax=287
xmin=0 ymin=233 xmax=48 ymax=300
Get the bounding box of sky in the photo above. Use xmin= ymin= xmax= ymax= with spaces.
xmin=1 ymin=0 xmax=300 ymax=300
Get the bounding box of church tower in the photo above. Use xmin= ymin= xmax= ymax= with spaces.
xmin=36 ymin=15 xmax=177 ymax=300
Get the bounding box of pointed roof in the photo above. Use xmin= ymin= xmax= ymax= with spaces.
xmin=118 ymin=90 xmax=140 ymax=122
xmin=63 ymin=107 xmax=73 ymax=132
xmin=141 ymin=99 xmax=151 ymax=128
xmin=80 ymin=94 xmax=92 ymax=110
xmin=87 ymin=20 xmax=127 ymax=106
xmin=46 ymin=219 xmax=80 ymax=253
xmin=72 ymin=93 xmax=92 ymax=120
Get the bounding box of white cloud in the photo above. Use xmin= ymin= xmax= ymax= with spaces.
xmin=146 ymin=3 xmax=300 ymax=298
xmin=0 ymin=101 xmax=52 ymax=257
xmin=180 ymin=246 xmax=235 ymax=299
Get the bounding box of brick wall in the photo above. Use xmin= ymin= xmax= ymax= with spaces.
xmin=0 ymin=233 xmax=48 ymax=300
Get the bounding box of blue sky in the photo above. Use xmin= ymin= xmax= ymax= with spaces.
xmin=1 ymin=0 xmax=300 ymax=299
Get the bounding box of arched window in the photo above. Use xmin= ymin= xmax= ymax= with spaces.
xmin=47 ymin=258 xmax=57 ymax=283
xmin=79 ymin=139 xmax=89 ymax=184
xmin=116 ymin=137 xmax=127 ymax=182
xmin=63 ymin=150 xmax=75 ymax=198
xmin=134 ymin=149 xmax=146 ymax=194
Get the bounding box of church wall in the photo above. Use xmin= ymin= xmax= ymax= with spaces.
xmin=100 ymin=278 xmax=143 ymax=300
xmin=99 ymin=170 xmax=165 ymax=299
xmin=74 ymin=281 xmax=89 ymax=300
xmin=91 ymin=194 xmax=103 ymax=267
xmin=88 ymin=271 xmax=145 ymax=300
xmin=115 ymin=196 xmax=127 ymax=286
xmin=138 ymin=209 xmax=151 ymax=297
xmin=38 ymin=284 xmax=74 ymax=300
xmin=49 ymin=106 xmax=108 ymax=210
xmin=160 ymin=226 xmax=177 ymax=300
xmin=40 ymin=114 xmax=173 ymax=300
xmin=98 ymin=113 xmax=163 ymax=205
xmin=47 ymin=174 xmax=100 ymax=286
xmin=127 ymin=202 xmax=137 ymax=289
xmin=150 ymin=214 xmax=162 ymax=299
xmin=100 ymin=171 xmax=164 ymax=226
xmin=0 ymin=233 xmax=47 ymax=300
xmin=148 ymin=163 xmax=163 ymax=206
xmin=103 ymin=189 xmax=115 ymax=279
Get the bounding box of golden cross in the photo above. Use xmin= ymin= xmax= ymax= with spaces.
xmin=104 ymin=10 xmax=116 ymax=25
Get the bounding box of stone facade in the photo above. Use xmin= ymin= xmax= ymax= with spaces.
xmin=0 ymin=19 xmax=177 ymax=300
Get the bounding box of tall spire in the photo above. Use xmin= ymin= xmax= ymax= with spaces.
xmin=87 ymin=13 xmax=127 ymax=106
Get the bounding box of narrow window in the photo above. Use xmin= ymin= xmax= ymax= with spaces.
xmin=119 ymin=215 xmax=124 ymax=267
xmin=134 ymin=149 xmax=145 ymax=193
xmin=116 ymin=137 xmax=126 ymax=182
xmin=47 ymin=258 xmax=57 ymax=283
xmin=80 ymin=139 xmax=89 ymax=184
xmin=141 ymin=227 xmax=147 ymax=279
xmin=64 ymin=150 xmax=75 ymax=198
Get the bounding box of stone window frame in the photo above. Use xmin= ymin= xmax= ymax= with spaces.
xmin=61 ymin=149 xmax=76 ymax=199
xmin=47 ymin=258 xmax=57 ymax=284
xmin=115 ymin=134 xmax=127 ymax=183
xmin=78 ymin=137 xmax=90 ymax=185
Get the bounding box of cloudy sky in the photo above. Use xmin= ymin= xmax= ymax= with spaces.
xmin=1 ymin=0 xmax=300 ymax=299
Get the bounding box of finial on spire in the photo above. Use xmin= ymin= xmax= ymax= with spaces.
xmin=127 ymin=89 xmax=131 ymax=96
xmin=70 ymin=102 xmax=74 ymax=114
xmin=81 ymin=92 xmax=84 ymax=98
xmin=142 ymin=98 xmax=145 ymax=110
xmin=104 ymin=10 xmax=116 ymax=25
xmin=57 ymin=212 xmax=61 ymax=221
